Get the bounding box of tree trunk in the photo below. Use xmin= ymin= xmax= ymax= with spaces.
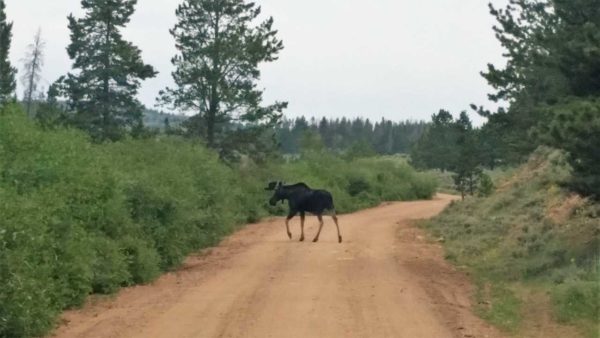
xmin=25 ymin=53 xmax=38 ymax=118
xmin=207 ymin=98 xmax=216 ymax=148
xmin=102 ymin=14 xmax=112 ymax=136
xmin=206 ymin=8 xmax=221 ymax=149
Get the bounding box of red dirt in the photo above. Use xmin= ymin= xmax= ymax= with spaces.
xmin=52 ymin=194 xmax=503 ymax=338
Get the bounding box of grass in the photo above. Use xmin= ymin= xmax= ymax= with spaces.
xmin=422 ymin=147 xmax=600 ymax=337
xmin=475 ymin=281 xmax=522 ymax=333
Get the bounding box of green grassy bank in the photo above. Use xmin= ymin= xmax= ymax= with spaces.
xmin=423 ymin=148 xmax=599 ymax=337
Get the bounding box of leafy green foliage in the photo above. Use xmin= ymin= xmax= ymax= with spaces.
xmin=0 ymin=106 xmax=245 ymax=336
xmin=552 ymin=280 xmax=600 ymax=324
xmin=56 ymin=0 xmax=157 ymax=141
xmin=0 ymin=0 xmax=16 ymax=105
xmin=478 ymin=172 xmax=495 ymax=197
xmin=159 ymin=0 xmax=287 ymax=157
xmin=271 ymin=151 xmax=437 ymax=213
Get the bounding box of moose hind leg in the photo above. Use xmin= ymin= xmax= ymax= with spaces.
xmin=313 ymin=215 xmax=324 ymax=242
xmin=300 ymin=212 xmax=305 ymax=242
xmin=332 ymin=213 xmax=342 ymax=243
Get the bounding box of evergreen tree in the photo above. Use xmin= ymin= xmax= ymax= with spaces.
xmin=160 ymin=0 xmax=287 ymax=156
xmin=20 ymin=28 xmax=45 ymax=117
xmin=542 ymin=99 xmax=600 ymax=199
xmin=277 ymin=116 xmax=426 ymax=155
xmin=57 ymin=0 xmax=157 ymax=141
xmin=410 ymin=110 xmax=457 ymax=171
xmin=452 ymin=112 xmax=481 ymax=200
xmin=0 ymin=0 xmax=16 ymax=105
xmin=482 ymin=0 xmax=600 ymax=198
xmin=277 ymin=119 xmax=295 ymax=153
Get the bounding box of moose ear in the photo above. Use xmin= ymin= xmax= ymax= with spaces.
xmin=265 ymin=181 xmax=277 ymax=191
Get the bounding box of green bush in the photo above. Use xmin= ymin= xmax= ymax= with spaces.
xmin=478 ymin=172 xmax=495 ymax=197
xmin=552 ymin=280 xmax=600 ymax=323
xmin=347 ymin=176 xmax=371 ymax=197
xmin=90 ymin=236 xmax=131 ymax=294
xmin=119 ymin=236 xmax=161 ymax=284
xmin=269 ymin=151 xmax=437 ymax=214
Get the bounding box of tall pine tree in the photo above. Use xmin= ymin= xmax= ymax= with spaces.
xmin=0 ymin=0 xmax=16 ymax=105
xmin=410 ymin=110 xmax=457 ymax=171
xmin=481 ymin=0 xmax=600 ymax=199
xmin=452 ymin=112 xmax=481 ymax=199
xmin=159 ymin=0 xmax=287 ymax=156
xmin=57 ymin=0 xmax=157 ymax=141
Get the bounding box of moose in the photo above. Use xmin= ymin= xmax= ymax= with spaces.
xmin=265 ymin=181 xmax=342 ymax=243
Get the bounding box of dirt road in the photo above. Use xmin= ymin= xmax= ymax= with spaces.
xmin=53 ymin=194 xmax=503 ymax=338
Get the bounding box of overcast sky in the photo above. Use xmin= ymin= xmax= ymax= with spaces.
xmin=6 ymin=0 xmax=507 ymax=124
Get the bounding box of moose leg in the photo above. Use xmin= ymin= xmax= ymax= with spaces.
xmin=313 ymin=214 xmax=325 ymax=242
xmin=332 ymin=213 xmax=342 ymax=243
xmin=300 ymin=212 xmax=306 ymax=242
xmin=285 ymin=212 xmax=296 ymax=240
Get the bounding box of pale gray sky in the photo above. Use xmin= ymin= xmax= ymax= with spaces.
xmin=7 ymin=0 xmax=507 ymax=124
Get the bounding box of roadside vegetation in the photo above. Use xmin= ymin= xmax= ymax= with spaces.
xmin=423 ymin=148 xmax=599 ymax=337
xmin=408 ymin=1 xmax=600 ymax=335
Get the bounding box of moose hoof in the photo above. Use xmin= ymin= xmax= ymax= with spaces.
xmin=338 ymin=236 xmax=343 ymax=243
xmin=287 ymin=233 xmax=292 ymax=240
xmin=299 ymin=236 xmax=305 ymax=242
xmin=312 ymin=238 xmax=319 ymax=243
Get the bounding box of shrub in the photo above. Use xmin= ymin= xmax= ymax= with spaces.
xmin=119 ymin=237 xmax=162 ymax=284
xmin=347 ymin=176 xmax=371 ymax=197
xmin=552 ymin=280 xmax=600 ymax=323
xmin=478 ymin=172 xmax=495 ymax=197
xmin=90 ymin=236 xmax=131 ymax=294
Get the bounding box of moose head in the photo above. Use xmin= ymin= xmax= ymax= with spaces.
xmin=265 ymin=181 xmax=285 ymax=206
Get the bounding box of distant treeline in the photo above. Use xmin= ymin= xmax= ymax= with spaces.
xmin=410 ymin=1 xmax=600 ymax=200
xmin=276 ymin=117 xmax=427 ymax=155
xmin=143 ymin=109 xmax=188 ymax=130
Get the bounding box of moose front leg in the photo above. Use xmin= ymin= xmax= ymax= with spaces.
xmin=285 ymin=212 xmax=296 ymax=240
xmin=313 ymin=214 xmax=325 ymax=242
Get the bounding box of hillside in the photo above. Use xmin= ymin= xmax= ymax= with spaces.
xmin=423 ymin=148 xmax=599 ymax=337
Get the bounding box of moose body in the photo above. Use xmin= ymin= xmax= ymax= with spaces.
xmin=266 ymin=182 xmax=342 ymax=243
